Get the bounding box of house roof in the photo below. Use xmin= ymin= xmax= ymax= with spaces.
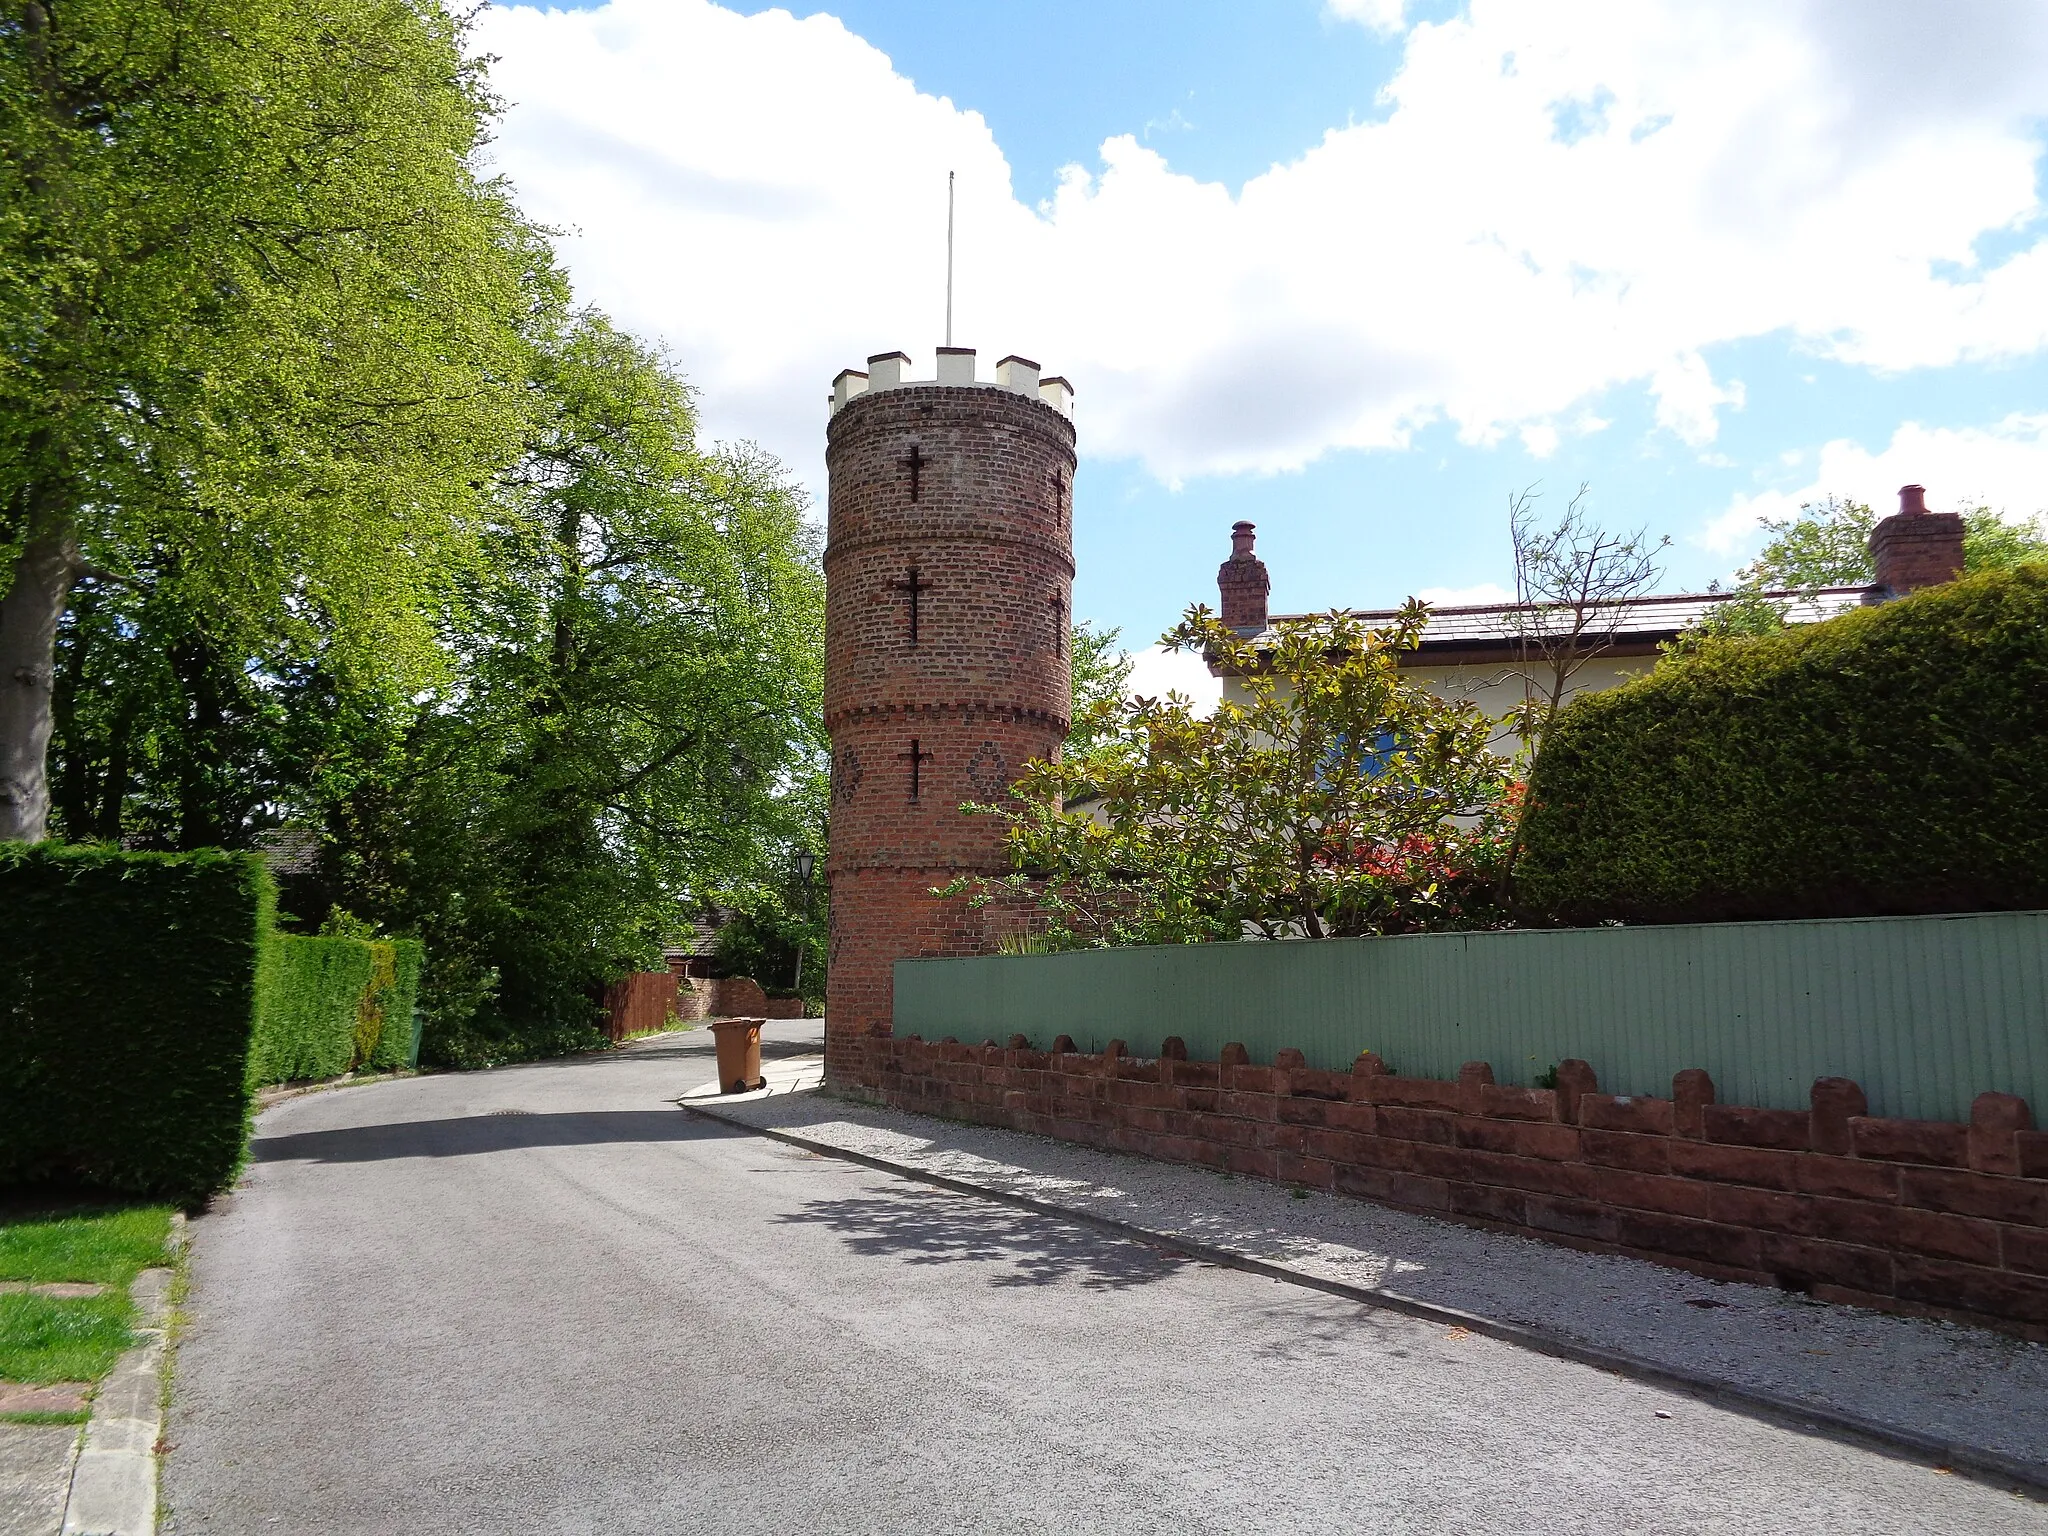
xmin=1229 ymin=585 xmax=1876 ymax=666
xmin=254 ymin=824 xmax=322 ymax=875
xmin=662 ymin=916 xmax=727 ymax=963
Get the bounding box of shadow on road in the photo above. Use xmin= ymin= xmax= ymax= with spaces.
xmin=254 ymin=1110 xmax=723 ymax=1163
xmin=776 ymin=1188 xmax=1191 ymax=1291
xmin=609 ymin=1039 xmax=825 ymax=1065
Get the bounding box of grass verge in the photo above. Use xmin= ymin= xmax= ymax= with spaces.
xmin=0 ymin=1201 xmax=171 ymax=1388
xmin=0 ymin=1409 xmax=89 ymax=1426
xmin=0 ymin=1292 xmax=133 ymax=1383
xmin=0 ymin=1205 xmax=174 ymax=1287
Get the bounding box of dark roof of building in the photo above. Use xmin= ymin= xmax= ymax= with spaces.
xmin=1235 ymin=585 xmax=1875 ymax=663
xmin=662 ymin=916 xmax=727 ymax=962
xmin=254 ymin=825 xmax=323 ymax=875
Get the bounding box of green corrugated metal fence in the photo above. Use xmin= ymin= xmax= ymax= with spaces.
xmin=892 ymin=910 xmax=2048 ymax=1122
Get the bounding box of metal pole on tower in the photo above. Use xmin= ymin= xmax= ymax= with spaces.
xmin=945 ymin=170 xmax=955 ymax=347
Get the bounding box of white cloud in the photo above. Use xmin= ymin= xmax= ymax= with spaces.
xmin=1519 ymin=423 xmax=1561 ymax=459
xmin=1417 ymin=582 xmax=1517 ymax=607
xmin=1692 ymin=412 xmax=2048 ymax=557
xmin=475 ymin=0 xmax=2048 ymax=487
xmin=1124 ymin=645 xmax=1223 ymax=714
xmin=1326 ymin=0 xmax=1408 ymax=37
xmin=1651 ymin=354 xmax=1745 ymax=446
xmin=1693 ymin=492 xmax=1784 ymax=557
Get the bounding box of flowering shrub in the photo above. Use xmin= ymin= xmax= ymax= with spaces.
xmin=945 ymin=606 xmax=1519 ymax=947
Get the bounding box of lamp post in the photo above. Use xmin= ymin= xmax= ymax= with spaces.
xmin=792 ymin=848 xmax=817 ymax=997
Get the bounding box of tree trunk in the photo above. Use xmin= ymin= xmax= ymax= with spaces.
xmin=0 ymin=532 xmax=79 ymax=842
xmin=168 ymin=632 xmax=228 ymax=849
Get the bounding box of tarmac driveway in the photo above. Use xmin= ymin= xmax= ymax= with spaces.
xmin=161 ymin=1023 xmax=2043 ymax=1534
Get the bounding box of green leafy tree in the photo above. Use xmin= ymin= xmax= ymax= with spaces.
xmin=1065 ymin=619 xmax=1132 ymax=758
xmin=1738 ymin=492 xmax=2048 ymax=586
xmin=1668 ymin=495 xmax=2048 ymax=655
xmin=326 ymin=313 xmax=826 ymax=1065
xmin=709 ymin=889 xmax=824 ymax=1008
xmin=949 ymin=606 xmax=1516 ymax=946
xmin=0 ymin=0 xmax=553 ymax=841
xmin=1961 ymin=508 xmax=2048 ymax=572
xmin=1736 ymin=495 xmax=1880 ymax=590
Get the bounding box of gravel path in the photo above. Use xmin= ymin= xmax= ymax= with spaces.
xmin=709 ymin=1077 xmax=2048 ymax=1484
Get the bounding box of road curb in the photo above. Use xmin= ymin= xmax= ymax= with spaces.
xmin=60 ymin=1216 xmax=182 ymax=1535
xmin=682 ymin=1097 xmax=2048 ymax=1502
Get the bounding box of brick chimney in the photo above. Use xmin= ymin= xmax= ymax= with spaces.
xmin=1868 ymin=484 xmax=1964 ymax=598
xmin=1217 ymin=521 xmax=1270 ymax=630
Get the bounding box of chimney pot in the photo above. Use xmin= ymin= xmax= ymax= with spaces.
xmin=1869 ymin=483 xmax=1963 ymax=598
xmin=1218 ymin=522 xmax=1270 ymax=629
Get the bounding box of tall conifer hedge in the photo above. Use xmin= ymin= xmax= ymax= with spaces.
xmin=0 ymin=845 xmax=272 ymax=1200
xmin=1516 ymin=566 xmax=2048 ymax=925
xmin=251 ymin=934 xmax=424 ymax=1083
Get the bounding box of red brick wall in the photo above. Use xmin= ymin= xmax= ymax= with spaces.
xmin=822 ymin=381 xmax=1076 ymax=1072
xmin=839 ymin=1035 xmax=2048 ymax=1336
xmin=673 ymin=975 xmax=809 ymax=1022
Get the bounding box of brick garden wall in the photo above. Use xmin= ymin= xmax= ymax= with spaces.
xmin=839 ymin=1034 xmax=2048 ymax=1336
xmin=672 ymin=975 xmax=809 ymax=1022
xmin=609 ymin=973 xmax=805 ymax=1037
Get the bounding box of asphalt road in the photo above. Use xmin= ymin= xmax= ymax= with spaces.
xmin=162 ymin=1024 xmax=2044 ymax=1535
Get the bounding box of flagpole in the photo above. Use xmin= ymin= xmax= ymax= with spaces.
xmin=945 ymin=170 xmax=955 ymax=348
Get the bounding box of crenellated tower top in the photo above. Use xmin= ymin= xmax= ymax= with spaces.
xmin=830 ymin=347 xmax=1074 ymax=419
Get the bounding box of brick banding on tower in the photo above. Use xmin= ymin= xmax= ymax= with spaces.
xmin=823 ymin=350 xmax=1077 ymax=1082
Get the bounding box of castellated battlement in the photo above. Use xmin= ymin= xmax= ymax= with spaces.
xmin=830 ymin=347 xmax=1074 ymax=418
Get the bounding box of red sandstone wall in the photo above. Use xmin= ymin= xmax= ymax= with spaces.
xmin=840 ymin=1034 xmax=2048 ymax=1335
xmin=822 ymin=381 xmax=1077 ymax=1061
xmin=672 ymin=975 xmax=810 ymax=1022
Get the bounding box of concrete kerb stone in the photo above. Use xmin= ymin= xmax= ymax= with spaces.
xmin=680 ymin=1093 xmax=2048 ymax=1503
xmin=254 ymin=1068 xmax=424 ymax=1112
xmin=60 ymin=1214 xmax=183 ymax=1536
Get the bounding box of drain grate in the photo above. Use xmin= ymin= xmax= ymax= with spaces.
xmin=485 ymin=1109 xmax=533 ymax=1116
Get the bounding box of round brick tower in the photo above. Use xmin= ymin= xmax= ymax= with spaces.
xmin=822 ymin=347 xmax=1076 ymax=1084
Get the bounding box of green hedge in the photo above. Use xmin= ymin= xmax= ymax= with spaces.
xmin=0 ymin=845 xmax=273 ymax=1202
xmin=375 ymin=940 xmax=425 ymax=1071
xmin=250 ymin=934 xmax=424 ymax=1085
xmin=1517 ymin=566 xmax=2048 ymax=925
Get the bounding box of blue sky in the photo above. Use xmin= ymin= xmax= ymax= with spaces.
xmin=480 ymin=1 xmax=2048 ymax=685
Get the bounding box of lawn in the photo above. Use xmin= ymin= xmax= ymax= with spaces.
xmin=0 ymin=1205 xmax=173 ymax=1287
xmin=0 ymin=1292 xmax=134 ymax=1384
xmin=0 ymin=1204 xmax=173 ymax=1397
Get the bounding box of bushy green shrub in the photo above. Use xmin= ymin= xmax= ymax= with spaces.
xmin=0 ymin=846 xmax=272 ymax=1202
xmin=1517 ymin=566 xmax=2048 ymax=925
xmin=250 ymin=935 xmax=424 ymax=1084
